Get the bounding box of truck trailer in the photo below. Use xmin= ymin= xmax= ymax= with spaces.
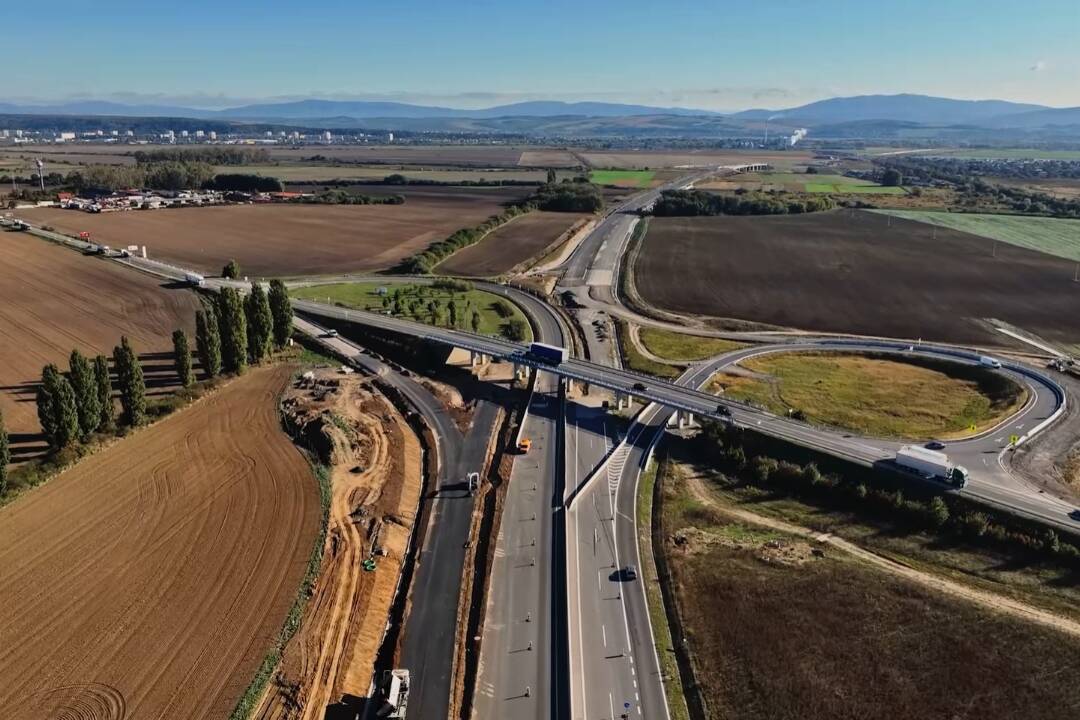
xmin=527 ymin=342 xmax=569 ymax=365
xmin=374 ymin=669 xmax=410 ymax=718
xmin=183 ymin=272 xmax=206 ymax=287
xmin=895 ymin=445 xmax=969 ymax=488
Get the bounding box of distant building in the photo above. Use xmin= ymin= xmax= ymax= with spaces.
xmin=126 ymin=130 xmax=134 ymax=137
xmin=58 ymin=132 xmax=76 ymax=142
xmin=208 ymin=131 xmax=217 ymax=140
xmin=180 ymin=130 xmax=189 ymax=138
xmin=195 ymin=130 xmax=204 ymax=138
xmin=322 ymin=131 xmax=332 ymax=142
xmin=388 ymin=132 xmax=394 ymax=143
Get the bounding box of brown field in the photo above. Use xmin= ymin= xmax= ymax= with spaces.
xmin=636 ymin=210 xmax=1080 ymax=345
xmin=435 ymin=210 xmax=589 ymax=276
xmin=0 ymin=365 xmax=322 ymax=719
xmin=258 ymin=165 xmax=551 ymax=183
xmin=660 ymin=459 xmax=1080 ymax=720
xmin=266 ymin=144 xmax=526 ymax=166
xmin=518 ymin=149 xmax=582 ymax=167
xmin=0 ymin=231 xmax=198 ymax=459
xmin=582 ymin=149 xmax=812 ymax=170
xmin=20 ymin=186 xmax=526 ymax=277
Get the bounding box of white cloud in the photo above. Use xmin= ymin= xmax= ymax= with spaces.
xmin=1030 ymin=60 xmax=1047 ymax=72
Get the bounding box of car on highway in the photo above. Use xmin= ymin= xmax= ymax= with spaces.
xmin=632 ymin=382 xmax=647 ymax=392
xmin=623 ymin=564 xmax=637 ymax=581
xmin=1070 ymin=509 xmax=1080 ymax=521
xmin=322 ymin=329 xmax=339 ymax=338
xmin=716 ymin=404 xmax=732 ymax=417
xmin=925 ymin=440 xmax=946 ymax=450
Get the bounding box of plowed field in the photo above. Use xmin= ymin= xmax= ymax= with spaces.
xmin=0 ymin=232 xmax=198 ymax=460
xmin=22 ymin=188 xmax=522 ymax=277
xmin=0 ymin=365 xmax=321 ymax=720
xmin=435 ymin=211 xmax=589 ymax=276
xmin=636 ymin=211 xmax=1080 ymax=345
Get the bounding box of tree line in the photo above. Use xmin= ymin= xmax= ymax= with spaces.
xmin=651 ymin=189 xmax=836 ymax=217
xmin=132 ymin=147 xmax=271 ymax=165
xmin=1 ymin=281 xmax=294 ymax=495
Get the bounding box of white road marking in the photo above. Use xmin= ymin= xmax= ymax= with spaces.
xmin=602 ymin=624 xmax=607 ymax=646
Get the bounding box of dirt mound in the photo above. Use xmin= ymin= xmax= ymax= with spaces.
xmin=0 ymin=365 xmax=321 ymax=719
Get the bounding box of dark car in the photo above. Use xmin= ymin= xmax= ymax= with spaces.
xmin=1070 ymin=509 xmax=1080 ymax=521
xmin=925 ymin=440 xmax=946 ymax=450
xmin=716 ymin=404 xmax=731 ymax=417
xmin=632 ymin=382 xmax=647 ymax=392
xmin=624 ymin=564 xmax=638 ymax=581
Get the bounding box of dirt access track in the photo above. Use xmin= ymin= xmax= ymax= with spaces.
xmin=0 ymin=365 xmax=322 ymax=719
xmin=435 ymin=210 xmax=590 ymax=276
xmin=636 ymin=210 xmax=1080 ymax=346
xmin=20 ymin=185 xmax=526 ymax=278
xmin=0 ymin=230 xmax=197 ymax=458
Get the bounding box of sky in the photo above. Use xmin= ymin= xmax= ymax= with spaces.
xmin=6 ymin=0 xmax=1079 ymax=110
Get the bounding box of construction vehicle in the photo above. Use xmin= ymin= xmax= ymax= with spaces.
xmin=374 ymin=669 xmax=411 ymax=718
xmin=517 ymin=437 xmax=532 ymax=453
xmin=894 ymin=445 xmax=968 ymax=488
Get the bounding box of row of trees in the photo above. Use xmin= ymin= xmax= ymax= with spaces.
xmin=651 ymin=189 xmax=836 ymax=217
xmin=296 ymin=189 xmax=405 ymax=205
xmin=194 ymin=281 xmax=293 ymax=378
xmin=35 ymin=341 xmax=144 ymax=451
xmin=62 ymin=165 xmax=285 ymax=194
xmin=533 ymin=180 xmax=604 ymax=212
xmin=133 ymin=147 xmax=271 ymax=166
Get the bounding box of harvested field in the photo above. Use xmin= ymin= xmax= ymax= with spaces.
xmin=518 ymin=149 xmax=582 ymax=167
xmin=582 ymin=149 xmax=811 ymax=170
xmin=267 ymin=145 xmax=526 ymax=166
xmin=19 ymin=186 xmax=526 ymax=277
xmin=435 ymin=211 xmax=589 ymax=276
xmin=659 ymin=459 xmax=1080 ymax=720
xmin=246 ymin=165 xmax=555 ymax=183
xmin=636 ymin=210 xmax=1080 ymax=345
xmin=0 ymin=365 xmax=322 ymax=719
xmin=0 ymin=231 xmax=198 ymax=459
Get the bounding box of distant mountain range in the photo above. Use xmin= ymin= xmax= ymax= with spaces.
xmin=0 ymin=94 xmax=1077 ymax=138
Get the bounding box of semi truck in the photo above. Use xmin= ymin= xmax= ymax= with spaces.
xmin=527 ymin=342 xmax=569 ymax=365
xmin=183 ymin=272 xmax=206 ymax=287
xmin=894 ymin=445 xmax=969 ymax=488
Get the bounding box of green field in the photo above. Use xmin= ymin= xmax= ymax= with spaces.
xmin=289 ymin=281 xmax=533 ymax=341
xmin=735 ymin=172 xmax=903 ymax=194
xmin=590 ymin=169 xmax=656 ymax=187
xmin=932 ymin=148 xmax=1080 ymax=161
xmin=874 ymin=210 xmax=1080 ymax=262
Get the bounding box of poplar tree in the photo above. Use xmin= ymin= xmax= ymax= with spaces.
xmin=0 ymin=408 xmax=10 ymax=493
xmin=268 ymin=279 xmax=293 ymax=349
xmin=217 ymin=288 xmax=248 ymax=374
xmin=173 ymin=329 xmax=193 ymax=387
xmin=244 ymin=282 xmax=273 ymax=364
xmin=195 ymin=308 xmax=222 ymax=379
xmin=37 ymin=364 xmax=79 ymax=448
xmin=113 ymin=336 xmax=146 ymax=426
xmin=68 ymin=349 xmax=101 ymax=438
xmin=93 ymin=354 xmax=113 ymax=431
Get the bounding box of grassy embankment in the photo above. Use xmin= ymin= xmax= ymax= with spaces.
xmin=728 ymin=171 xmax=905 ymax=194
xmin=290 ymin=281 xmax=533 ymax=342
xmin=614 ymin=318 xmax=683 ymax=379
xmin=656 ymin=452 xmax=1080 ymax=720
xmin=638 ymin=326 xmax=747 ymax=361
xmin=873 ymin=209 xmax=1080 ymax=262
xmin=711 ymin=351 xmax=1027 ymax=439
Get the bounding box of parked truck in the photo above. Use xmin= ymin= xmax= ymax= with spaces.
xmin=894 ymin=445 xmax=969 ymax=488
xmin=373 ymin=669 xmax=410 ymax=718
xmin=183 ymin=272 xmax=206 ymax=287
xmin=527 ymin=341 xmax=569 ymax=365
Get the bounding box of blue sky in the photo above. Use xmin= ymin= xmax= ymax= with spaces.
xmin=8 ymin=0 xmax=1079 ymax=109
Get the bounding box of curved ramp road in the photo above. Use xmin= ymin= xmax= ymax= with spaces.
xmin=0 ymin=366 xmax=322 ymax=720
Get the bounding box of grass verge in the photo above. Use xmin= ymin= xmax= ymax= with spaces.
xmin=228 ymin=461 xmax=332 ymax=720
xmin=638 ymin=326 xmax=746 ymax=361
xmin=637 ymin=458 xmax=690 ymax=720
xmin=614 ymin=318 xmax=683 ymax=379
xmin=710 ymin=350 xmax=1028 ymax=440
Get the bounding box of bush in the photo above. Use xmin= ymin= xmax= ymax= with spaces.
xmin=533 ymin=182 xmax=604 ymax=212
xmin=207 ymin=173 xmax=283 ymax=193
xmin=652 ymin=189 xmax=835 ymax=217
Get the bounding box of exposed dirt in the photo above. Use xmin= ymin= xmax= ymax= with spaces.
xmin=19 ymin=187 xmax=522 ymax=278
xmin=0 ymin=365 xmax=321 ymax=719
xmin=0 ymin=231 xmax=198 ymax=460
xmin=436 ymin=211 xmax=590 ymax=276
xmin=636 ymin=210 xmax=1080 ymax=346
xmin=259 ymin=369 xmax=422 ymax=719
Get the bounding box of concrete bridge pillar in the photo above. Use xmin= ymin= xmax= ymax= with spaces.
xmin=566 ymin=378 xmax=576 ymax=393
xmin=615 ymin=393 xmax=631 ymax=411
xmin=470 ymin=350 xmax=480 ymax=367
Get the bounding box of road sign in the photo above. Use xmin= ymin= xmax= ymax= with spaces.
xmin=1009 ymin=434 xmax=1020 ymax=445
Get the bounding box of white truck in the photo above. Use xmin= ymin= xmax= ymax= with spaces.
xmin=374 ymin=669 xmax=410 ymax=718
xmin=183 ymin=272 xmax=206 ymax=287
xmin=895 ymin=445 xmax=969 ymax=488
